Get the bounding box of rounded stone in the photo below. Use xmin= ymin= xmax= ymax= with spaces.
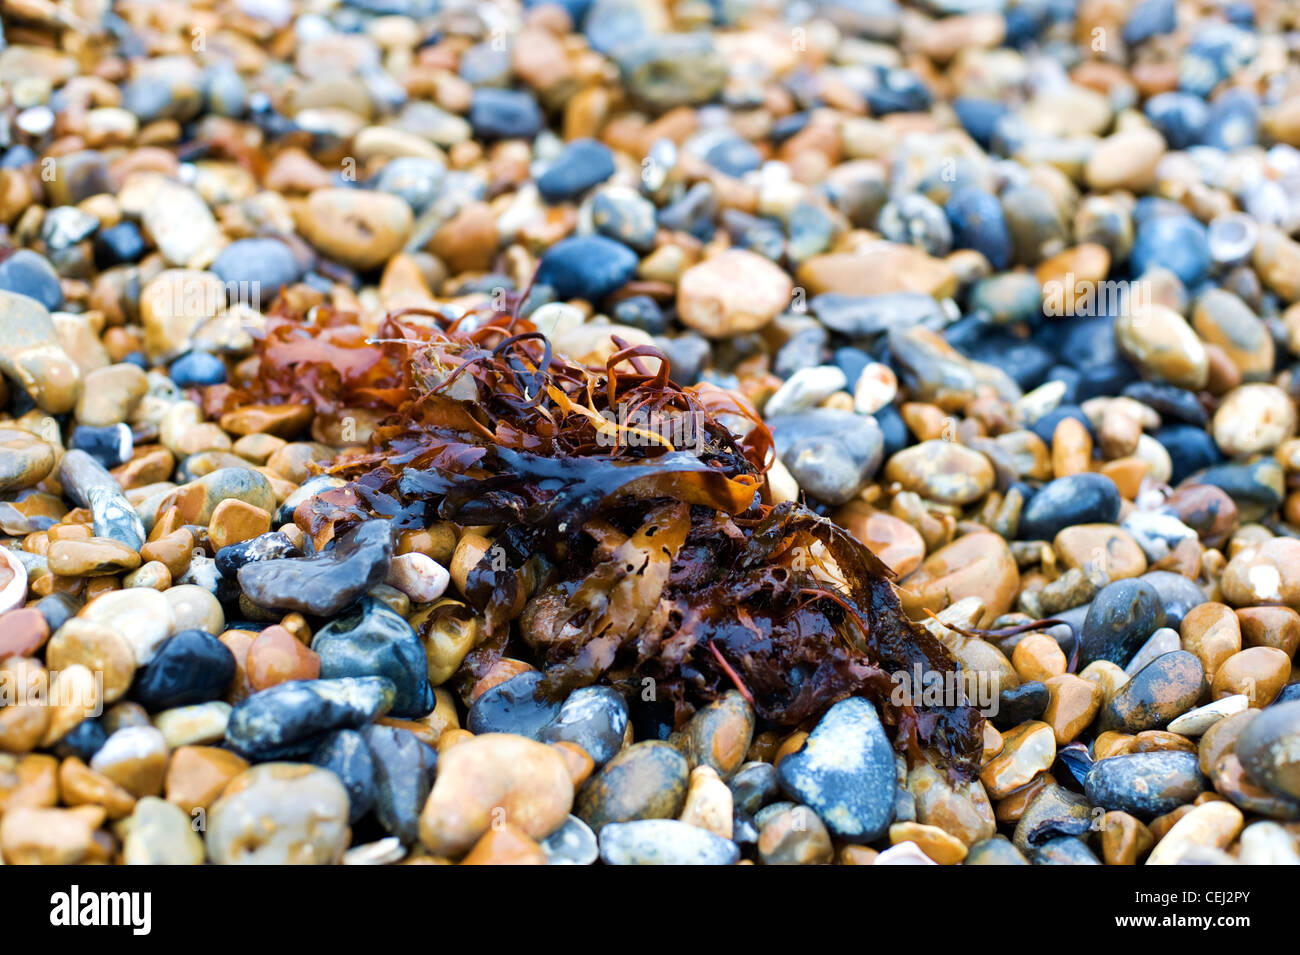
xmin=676 ymin=250 xmax=793 ymax=338
xmin=207 ymin=762 xmax=351 ymax=864
xmin=419 ymin=733 xmax=573 ymax=857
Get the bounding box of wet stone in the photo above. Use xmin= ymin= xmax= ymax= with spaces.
xmin=684 ymin=690 xmax=754 ymax=780
xmin=1235 ymin=700 xmax=1300 ymax=801
xmin=1084 ymin=751 xmax=1206 ymax=818
xmin=1018 ymin=474 xmax=1122 ymax=541
xmin=1079 ymin=579 xmax=1167 ymax=668
xmin=131 ymin=629 xmax=235 ymax=713
xmin=362 ymin=724 xmax=436 ymax=845
xmin=312 ymin=597 xmax=432 ymax=719
xmin=576 ymin=741 xmax=690 ymax=833
xmin=1100 ymin=651 xmax=1205 ymax=733
xmin=468 ymin=670 xmax=563 ymax=741
xmin=540 ymin=686 xmax=629 ymax=765
xmin=223 ymin=676 xmax=395 ymax=761
xmin=541 ymin=815 xmax=599 ymax=866
xmin=599 ymin=819 xmax=738 ymax=865
xmin=238 ymin=520 xmax=393 ymax=616
xmin=776 ymin=697 xmax=895 ymax=842
xmin=206 ymin=763 xmax=350 ymax=865
xmin=992 ymin=681 xmax=1050 ymax=731
xmin=1012 ymin=782 xmax=1093 ymax=853
xmin=309 ymin=729 xmax=376 ymax=825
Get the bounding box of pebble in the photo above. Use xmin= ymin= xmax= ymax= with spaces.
xmin=121 ymin=797 xmax=204 ymax=865
xmin=600 ymin=818 xmax=739 ymax=866
xmin=295 ymin=189 xmax=413 ymax=271
xmin=769 ymin=409 xmax=883 ymax=505
xmin=1100 ymin=651 xmax=1205 ymax=733
xmin=676 ymin=251 xmax=793 ymax=338
xmin=776 ymin=698 xmax=895 ymax=842
xmin=576 ymin=741 xmax=689 ymax=833
xmin=419 ymin=733 xmax=573 ymax=857
xmin=223 ymin=676 xmax=395 ymax=760
xmin=1018 ymin=474 xmax=1121 ymax=541
xmin=541 ymin=686 xmax=629 ymax=766
xmin=1235 ymin=700 xmax=1300 ymax=800
xmin=1084 ymin=752 xmax=1206 ymax=818
xmin=885 ymin=440 xmax=994 ymax=505
xmin=467 ymin=670 xmax=562 ymax=740
xmin=1078 ymin=579 xmax=1166 ymax=669
xmin=540 ymin=815 xmax=599 ymax=866
xmin=239 ymin=519 xmax=394 ymax=616
xmin=132 ymin=629 xmax=236 ymax=712
xmin=312 ymin=597 xmax=431 ymax=718
xmin=1146 ymin=800 xmax=1244 ymax=865
xmin=207 ymin=763 xmax=351 ymax=864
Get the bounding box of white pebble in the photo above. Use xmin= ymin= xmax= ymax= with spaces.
xmin=386 ymin=552 xmax=450 ymax=604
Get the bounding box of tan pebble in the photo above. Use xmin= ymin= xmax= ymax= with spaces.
xmin=1210 ymin=646 xmax=1291 ymax=706
xmin=459 ymin=824 xmax=548 ymax=865
xmin=1179 ymin=602 xmax=1242 ymax=684
xmin=980 ymin=721 xmax=1056 ymax=799
xmin=1011 ymin=633 xmax=1067 ymax=683
xmin=889 ymin=821 xmax=968 ymax=864
xmin=1100 ymin=810 xmax=1154 ymax=865
xmin=1043 ymin=674 xmax=1102 ymax=744
xmin=1146 ymin=801 xmax=1243 ymax=865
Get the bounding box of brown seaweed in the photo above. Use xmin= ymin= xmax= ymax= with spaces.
xmin=220 ymin=294 xmax=985 ymax=778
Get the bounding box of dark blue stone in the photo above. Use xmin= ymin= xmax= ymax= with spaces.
xmin=210 ymin=238 xmax=302 ymax=299
xmin=993 ymin=681 xmax=1050 ymax=730
xmin=537 ymin=139 xmax=615 ymax=202
xmin=215 ymin=530 xmax=298 ymax=578
xmin=69 ymin=424 xmax=133 ymax=470
xmin=362 ymin=724 xmax=437 ymax=843
xmin=0 ymin=250 xmax=63 ymax=310
xmin=1123 ymin=0 xmax=1176 ymax=46
xmin=1144 ymin=92 xmax=1209 ymax=150
xmin=310 ymin=729 xmax=376 ymax=824
xmin=1079 ymin=579 xmax=1166 ymax=668
xmin=94 ymin=222 xmax=146 ymax=267
xmin=945 ymin=188 xmax=1012 ymax=269
xmin=52 ymin=718 xmax=107 ymax=762
xmin=658 ymin=182 xmax=717 ymax=241
xmin=655 ymin=333 xmax=709 ymax=386
xmin=132 ymin=629 xmax=237 ymax=711
xmin=1004 ymin=687 xmax=1070 ymax=747
xmin=952 ymin=98 xmax=1009 ymax=151
xmin=1018 ymin=473 xmax=1121 ymax=540
xmin=776 ymin=698 xmax=895 ymax=841
xmin=611 ymin=295 xmax=668 ymax=335
xmin=168 ymin=350 xmax=227 ymax=388
xmin=832 ymin=347 xmax=871 ymax=389
xmin=1043 ymin=365 xmax=1082 ymax=404
xmin=469 ymin=88 xmax=542 ymax=140
xmin=1085 ymin=751 xmax=1205 ymax=817
xmin=703 ymin=136 xmax=762 ymax=178
xmin=1155 ymin=423 xmax=1222 ymax=483
xmin=312 ymin=597 xmax=433 ymax=718
xmin=1028 ymin=404 xmax=1094 ymax=446
xmin=963 ymin=334 xmax=1054 ymax=390
xmin=224 ymin=676 xmax=396 ymax=760
xmin=1203 ymin=87 xmax=1258 ymax=151
xmin=540 ymin=686 xmax=629 ymax=765
xmin=873 ymin=403 xmax=909 ymax=460
xmin=536 ymin=235 xmax=638 ymax=301
xmin=467 ymin=670 xmax=563 ymax=739
xmin=1132 ymin=215 xmax=1211 ymax=286
xmin=1122 ymin=382 xmax=1207 ymax=427
xmin=863 ymin=66 xmax=930 ymax=114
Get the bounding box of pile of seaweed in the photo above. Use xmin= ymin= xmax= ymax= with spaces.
xmin=209 ymin=293 xmax=985 ymax=777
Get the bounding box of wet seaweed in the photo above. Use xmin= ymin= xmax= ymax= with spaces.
xmin=220 ymin=293 xmax=985 ymax=777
